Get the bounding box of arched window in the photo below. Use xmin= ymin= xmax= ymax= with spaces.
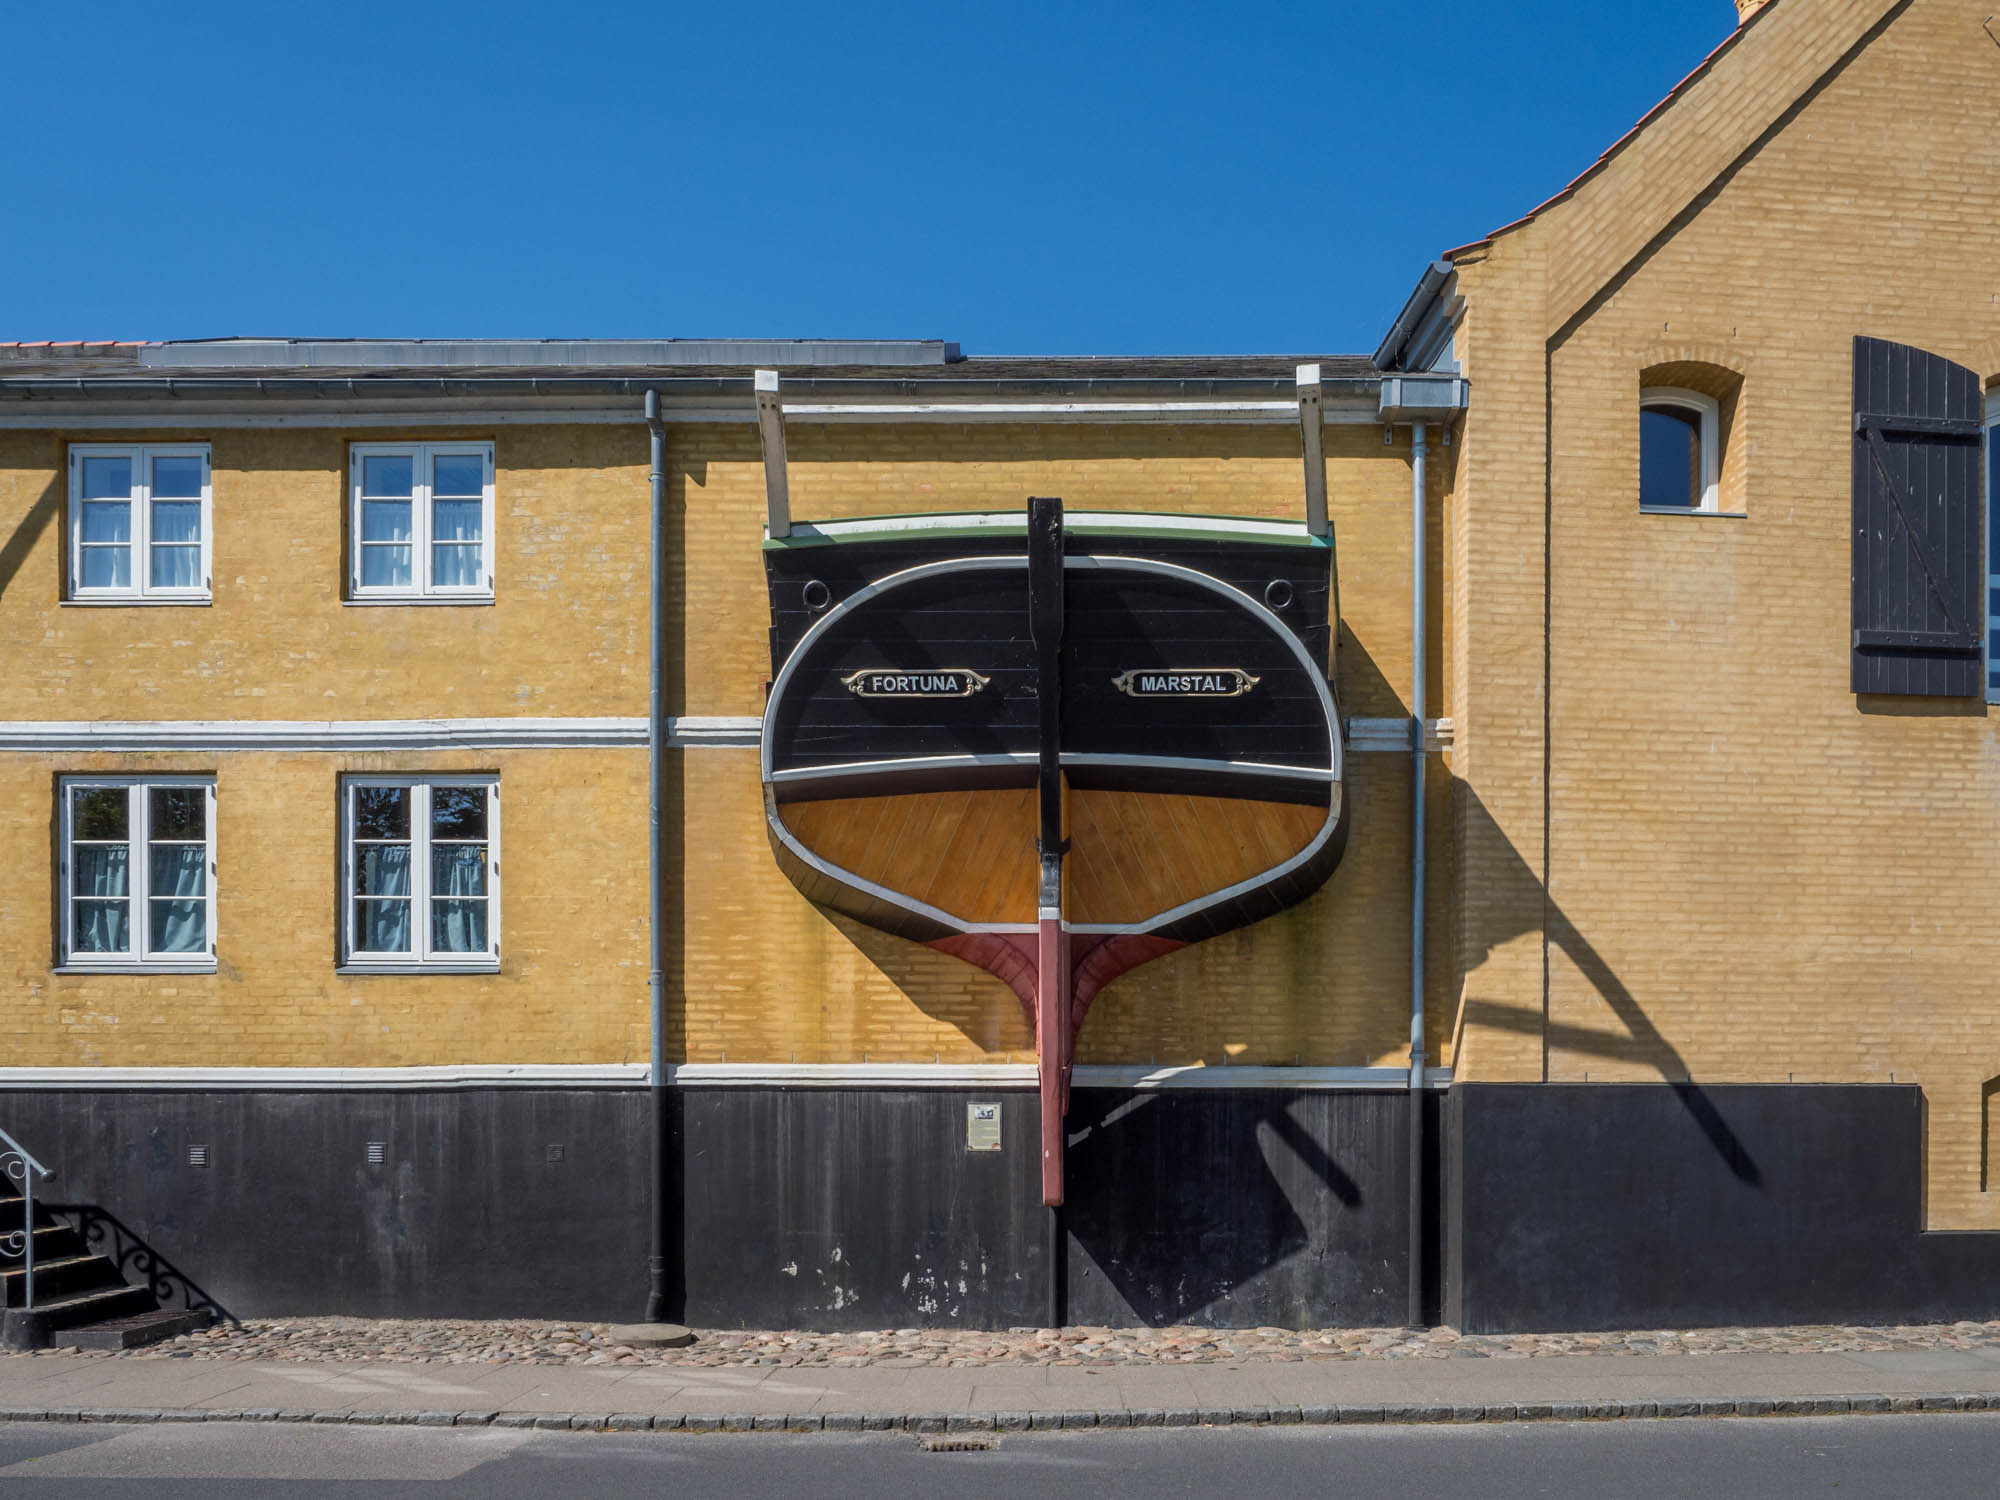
xmin=1639 ymin=387 xmax=1721 ymax=511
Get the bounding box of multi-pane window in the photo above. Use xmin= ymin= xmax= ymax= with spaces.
xmin=58 ymin=779 xmax=216 ymax=969
xmin=342 ymin=778 xmax=499 ymax=968
xmin=68 ymin=445 xmax=212 ymax=601
xmin=349 ymin=443 xmax=494 ymax=600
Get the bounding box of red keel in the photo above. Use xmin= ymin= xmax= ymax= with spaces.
xmin=1036 ymin=916 xmax=1068 ymax=1204
xmin=928 ymin=929 xmax=1188 ymax=1207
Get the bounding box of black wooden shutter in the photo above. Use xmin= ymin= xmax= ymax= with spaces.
xmin=1851 ymin=336 xmax=1985 ymax=696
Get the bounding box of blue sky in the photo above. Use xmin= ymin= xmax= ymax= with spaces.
xmin=2 ymin=1 xmax=1743 ymax=354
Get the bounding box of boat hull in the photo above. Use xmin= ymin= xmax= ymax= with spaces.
xmin=760 ymin=508 xmax=1347 ymax=1201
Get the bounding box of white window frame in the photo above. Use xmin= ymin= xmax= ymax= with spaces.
xmin=67 ymin=444 xmax=213 ymax=603
xmin=339 ymin=775 xmax=501 ymax=972
xmin=1639 ymin=387 xmax=1722 ymax=513
xmin=56 ymin=776 xmax=217 ymax=972
xmin=347 ymin=442 xmax=495 ymax=602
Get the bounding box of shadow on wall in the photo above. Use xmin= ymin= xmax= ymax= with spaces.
xmin=1452 ymin=778 xmax=1763 ymax=1190
xmin=1855 ymin=694 xmax=1986 ymax=718
xmin=828 ymin=913 xmax=1034 ymax=1055
xmin=0 ymin=476 xmax=60 ymax=603
xmin=1062 ymin=1088 xmax=1390 ymax=1328
xmin=48 ymin=1202 xmax=236 ymax=1326
xmin=777 ymin=607 xmax=1765 ymax=1321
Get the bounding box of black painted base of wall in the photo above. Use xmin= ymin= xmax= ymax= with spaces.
xmin=26 ymin=1081 xmax=1994 ymax=1333
xmin=0 ymin=1086 xmax=1431 ymax=1329
xmin=0 ymin=1088 xmax=652 ymax=1321
xmin=679 ymin=1087 xmax=1433 ymax=1330
xmin=1448 ymin=1083 xmax=2000 ymax=1334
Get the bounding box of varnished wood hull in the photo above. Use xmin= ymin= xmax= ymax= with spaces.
xmin=773 ymin=784 xmax=1334 ymax=932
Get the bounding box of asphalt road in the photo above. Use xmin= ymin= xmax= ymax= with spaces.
xmin=0 ymin=1414 xmax=1995 ymax=1497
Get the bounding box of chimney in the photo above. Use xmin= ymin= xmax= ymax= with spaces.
xmin=1736 ymin=0 xmax=1772 ymax=22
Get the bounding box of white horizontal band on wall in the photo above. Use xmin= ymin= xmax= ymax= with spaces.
xmin=0 ymin=395 xmax=1392 ymax=432
xmin=1346 ymin=717 xmax=1454 ymax=753
xmin=0 ymin=1064 xmax=651 ymax=1091
xmin=0 ymin=1063 xmax=1452 ymax=1092
xmin=0 ymin=716 xmax=1443 ymax=756
xmin=0 ymin=405 xmax=756 ymax=431
xmin=777 ymin=401 xmax=1386 ymax=426
xmin=667 ymin=717 xmax=763 ymax=748
xmin=671 ymin=1064 xmax=1453 ymax=1091
xmin=0 ymin=717 xmax=763 ymax=753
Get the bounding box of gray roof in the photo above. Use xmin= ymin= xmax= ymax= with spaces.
xmin=0 ymin=339 xmax=1381 ymax=394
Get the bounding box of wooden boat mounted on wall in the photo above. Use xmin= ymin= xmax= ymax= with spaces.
xmin=761 ymin=497 xmax=1347 ymax=1204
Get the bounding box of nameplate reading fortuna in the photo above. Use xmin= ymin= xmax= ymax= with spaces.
xmin=1111 ymin=669 xmax=1260 ymax=698
xmin=842 ymin=668 xmax=992 ymax=699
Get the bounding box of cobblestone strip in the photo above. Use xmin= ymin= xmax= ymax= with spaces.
xmin=26 ymin=1317 xmax=2000 ymax=1370
xmin=3 ymin=1394 xmax=1999 ymax=1432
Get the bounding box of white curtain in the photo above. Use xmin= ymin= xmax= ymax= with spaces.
xmin=73 ymin=845 xmax=129 ymax=952
xmin=431 ymin=845 xmax=487 ymax=953
xmin=149 ymin=547 xmax=201 ymax=588
xmin=148 ymin=845 xmax=207 ymax=953
xmin=356 ymin=845 xmax=411 ymax=952
xmin=431 ymin=499 xmax=482 ymax=587
xmin=150 ymin=502 xmax=201 ymax=588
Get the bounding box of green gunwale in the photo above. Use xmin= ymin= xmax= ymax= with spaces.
xmin=764 ymin=509 xmax=1331 ymax=552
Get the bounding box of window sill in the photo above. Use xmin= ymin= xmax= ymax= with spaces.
xmin=1639 ymin=506 xmax=1747 ymax=518
xmin=343 ymin=596 xmax=495 ymax=607
xmin=62 ymin=597 xmax=213 ymax=607
xmin=54 ymin=961 xmax=217 ymax=975
xmin=338 ymin=960 xmax=501 ymax=976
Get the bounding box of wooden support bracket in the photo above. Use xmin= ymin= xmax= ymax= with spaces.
xmin=1297 ymin=364 xmax=1328 ymax=538
xmin=754 ymin=369 xmax=791 ymax=539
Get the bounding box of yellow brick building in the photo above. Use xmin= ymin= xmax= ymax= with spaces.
xmin=1422 ymin=0 xmax=2000 ymax=1329
xmin=4 ymin=0 xmax=1998 ymax=1337
xmin=0 ymin=345 xmax=1453 ymax=1333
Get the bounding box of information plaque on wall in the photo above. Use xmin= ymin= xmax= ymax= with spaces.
xmin=966 ymin=1101 xmax=1002 ymax=1152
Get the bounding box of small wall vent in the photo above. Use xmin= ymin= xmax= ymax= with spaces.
xmin=187 ymin=1144 xmax=209 ymax=1168
xmin=366 ymin=1142 xmax=387 ymax=1166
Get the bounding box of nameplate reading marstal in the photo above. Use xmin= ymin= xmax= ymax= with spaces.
xmin=1111 ymin=669 xmax=1260 ymax=699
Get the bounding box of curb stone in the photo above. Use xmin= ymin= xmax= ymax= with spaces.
xmin=1 ymin=1397 xmax=1999 ymax=1434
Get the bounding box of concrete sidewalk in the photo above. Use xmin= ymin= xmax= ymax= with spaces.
xmin=6 ymin=1347 xmax=2000 ymax=1432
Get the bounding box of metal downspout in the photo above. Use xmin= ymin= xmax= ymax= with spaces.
xmin=1407 ymin=420 xmax=1429 ymax=1330
xmin=644 ymin=389 xmax=673 ymax=1323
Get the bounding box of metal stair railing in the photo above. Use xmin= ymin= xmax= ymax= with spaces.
xmin=0 ymin=1128 xmax=53 ymax=1310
